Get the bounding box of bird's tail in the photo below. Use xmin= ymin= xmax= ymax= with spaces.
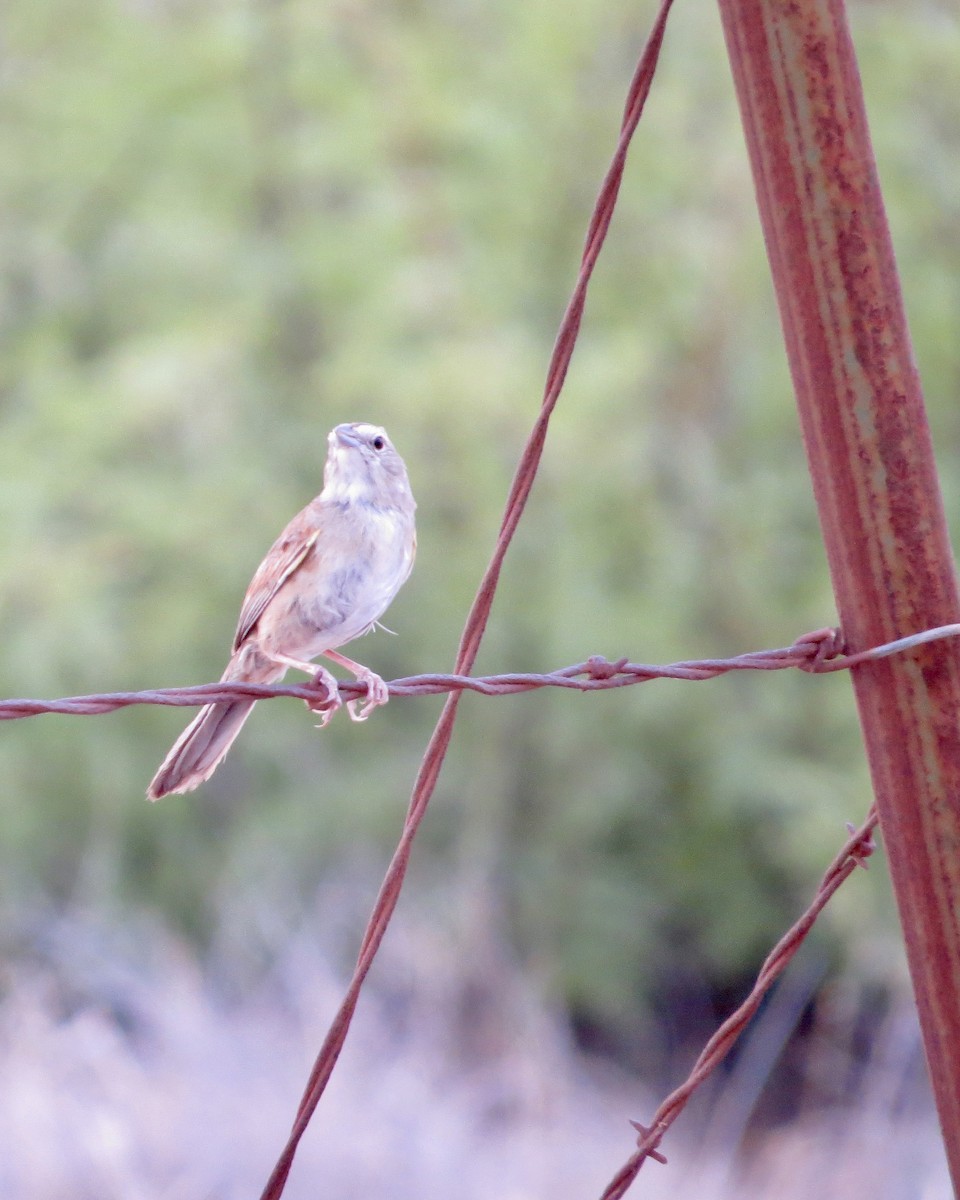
xmin=147 ymin=646 xmax=283 ymax=801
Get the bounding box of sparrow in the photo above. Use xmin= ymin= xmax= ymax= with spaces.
xmin=147 ymin=422 xmax=416 ymax=800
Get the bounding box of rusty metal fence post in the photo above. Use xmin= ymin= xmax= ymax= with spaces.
xmin=717 ymin=0 xmax=960 ymax=1186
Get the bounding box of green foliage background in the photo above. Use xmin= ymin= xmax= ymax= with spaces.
xmin=1 ymin=0 xmax=958 ymax=1048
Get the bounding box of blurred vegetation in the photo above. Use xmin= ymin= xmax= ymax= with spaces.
xmin=0 ymin=0 xmax=957 ymax=1059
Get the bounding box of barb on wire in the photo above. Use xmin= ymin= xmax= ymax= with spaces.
xmin=3 ymin=624 xmax=958 ymax=723
xmin=599 ymin=807 xmax=880 ymax=1200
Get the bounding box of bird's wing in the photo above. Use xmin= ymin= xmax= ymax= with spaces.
xmin=233 ymin=506 xmax=320 ymax=651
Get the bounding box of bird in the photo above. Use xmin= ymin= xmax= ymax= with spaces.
xmin=147 ymin=421 xmax=416 ymax=800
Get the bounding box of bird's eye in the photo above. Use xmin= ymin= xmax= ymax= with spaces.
xmin=372 ymin=436 xmax=386 ymax=451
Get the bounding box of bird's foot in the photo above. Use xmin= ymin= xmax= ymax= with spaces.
xmin=305 ymin=665 xmax=342 ymax=728
xmin=346 ymin=668 xmax=389 ymax=722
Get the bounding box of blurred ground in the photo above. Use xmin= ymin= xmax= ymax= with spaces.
xmin=0 ymin=898 xmax=947 ymax=1200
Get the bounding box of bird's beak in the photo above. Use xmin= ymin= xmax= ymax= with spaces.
xmin=334 ymin=424 xmax=361 ymax=449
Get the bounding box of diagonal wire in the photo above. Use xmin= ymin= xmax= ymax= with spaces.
xmin=258 ymin=1 xmax=679 ymax=1195
xmin=600 ymin=807 xmax=880 ymax=1198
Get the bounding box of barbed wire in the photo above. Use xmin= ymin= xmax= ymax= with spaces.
xmin=3 ymin=624 xmax=957 ymax=723
xmin=601 ymin=806 xmax=879 ymax=1197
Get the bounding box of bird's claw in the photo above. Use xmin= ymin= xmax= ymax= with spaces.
xmin=305 ymin=666 xmax=342 ymax=728
xmin=345 ymin=669 xmax=389 ymax=722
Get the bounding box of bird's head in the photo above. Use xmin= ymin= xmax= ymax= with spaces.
xmin=323 ymin=422 xmax=414 ymax=511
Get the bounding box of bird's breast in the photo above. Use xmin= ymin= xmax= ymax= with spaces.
xmin=257 ymin=501 xmax=414 ymax=658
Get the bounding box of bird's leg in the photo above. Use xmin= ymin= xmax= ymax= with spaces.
xmin=266 ymin=652 xmax=342 ymax=727
xmin=323 ymin=649 xmax=389 ymax=722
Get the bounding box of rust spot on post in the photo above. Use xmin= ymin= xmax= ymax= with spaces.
xmin=718 ymin=0 xmax=960 ymax=1183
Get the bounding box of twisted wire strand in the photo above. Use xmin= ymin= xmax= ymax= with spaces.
xmin=2 ymin=624 xmax=956 ymax=722
xmin=601 ymin=808 xmax=880 ymax=1197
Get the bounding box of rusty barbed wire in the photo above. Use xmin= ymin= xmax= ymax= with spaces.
xmin=600 ymin=806 xmax=880 ymax=1198
xmin=257 ymin=4 xmax=680 ymax=1195
xmin=3 ymin=624 xmax=958 ymax=723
